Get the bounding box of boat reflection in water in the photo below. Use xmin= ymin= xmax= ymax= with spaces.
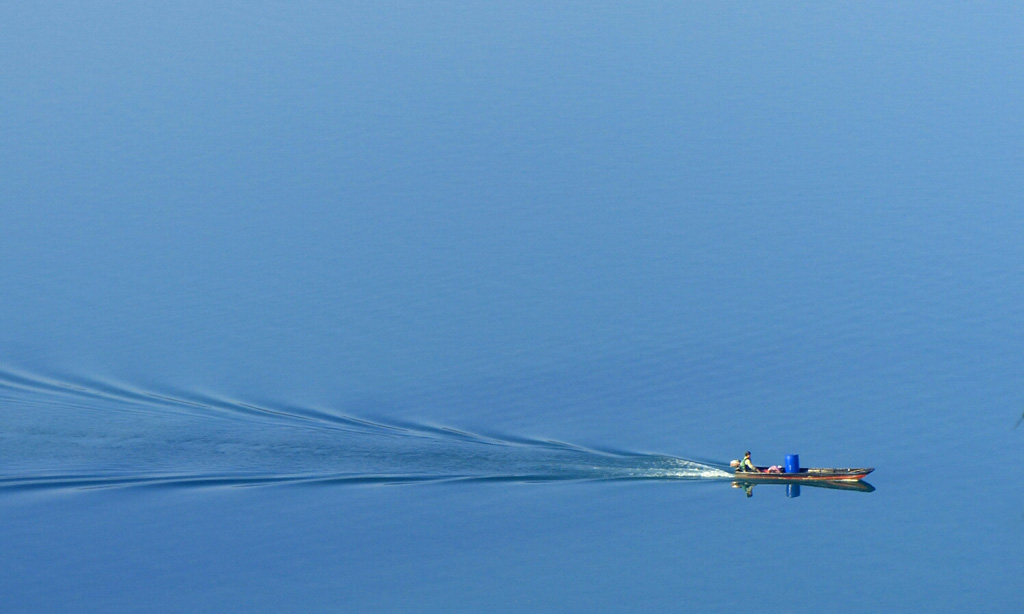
xmin=732 ymin=479 xmax=876 ymax=498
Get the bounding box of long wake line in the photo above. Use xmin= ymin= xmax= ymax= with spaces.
xmin=0 ymin=366 xmax=732 ymax=492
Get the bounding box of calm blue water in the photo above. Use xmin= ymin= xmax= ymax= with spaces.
xmin=2 ymin=3 xmax=1022 ymax=612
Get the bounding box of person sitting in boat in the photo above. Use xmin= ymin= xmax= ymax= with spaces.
xmin=736 ymin=451 xmax=757 ymax=473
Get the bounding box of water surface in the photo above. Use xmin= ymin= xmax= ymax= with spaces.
xmin=2 ymin=2 xmax=1022 ymax=613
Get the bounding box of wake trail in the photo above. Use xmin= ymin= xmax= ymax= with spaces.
xmin=0 ymin=367 xmax=732 ymax=492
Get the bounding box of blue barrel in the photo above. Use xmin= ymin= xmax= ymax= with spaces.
xmin=786 ymin=484 xmax=801 ymax=498
xmin=785 ymin=454 xmax=800 ymax=474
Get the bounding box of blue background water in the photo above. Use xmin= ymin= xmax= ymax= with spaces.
xmin=2 ymin=3 xmax=1022 ymax=612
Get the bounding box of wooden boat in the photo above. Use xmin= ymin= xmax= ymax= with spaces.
xmin=734 ymin=466 xmax=873 ymax=481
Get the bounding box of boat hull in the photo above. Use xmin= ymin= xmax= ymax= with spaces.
xmin=733 ymin=467 xmax=873 ymax=481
